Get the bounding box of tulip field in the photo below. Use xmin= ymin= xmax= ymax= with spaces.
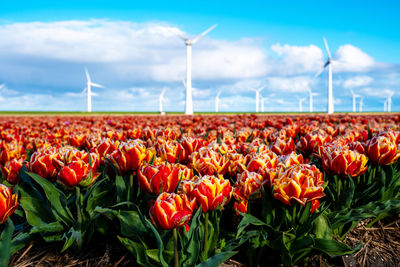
xmin=0 ymin=114 xmax=400 ymax=266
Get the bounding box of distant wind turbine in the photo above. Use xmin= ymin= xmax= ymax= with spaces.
xmin=387 ymin=92 xmax=394 ymax=112
xmin=254 ymin=86 xmax=265 ymax=113
xmin=359 ymin=97 xmax=364 ymax=113
xmin=298 ymin=97 xmax=306 ymax=112
xmin=177 ymin=24 xmax=217 ymax=115
xmin=307 ymin=88 xmax=318 ymax=113
xmin=261 ymin=95 xmax=266 ymax=112
xmin=350 ymin=89 xmax=360 ymax=112
xmin=313 ymin=38 xmax=335 ymax=114
xmin=84 ymin=67 xmax=103 ymax=112
xmin=159 ymin=88 xmax=167 ymax=114
xmin=215 ymin=91 xmax=221 ymax=113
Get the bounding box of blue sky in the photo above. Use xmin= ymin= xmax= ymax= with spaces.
xmin=0 ymin=1 xmax=399 ymax=112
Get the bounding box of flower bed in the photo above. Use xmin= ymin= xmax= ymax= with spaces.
xmin=0 ymin=114 xmax=399 ymax=266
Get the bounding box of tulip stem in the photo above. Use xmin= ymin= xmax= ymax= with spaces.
xmin=130 ymin=173 xmax=134 ymax=202
xmin=75 ymin=186 xmax=82 ymax=226
xmin=204 ymin=212 xmax=209 ymax=256
xmin=173 ymin=228 xmax=179 ymax=267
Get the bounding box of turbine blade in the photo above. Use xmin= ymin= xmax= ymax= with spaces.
xmin=313 ymin=66 xmax=326 ymax=80
xmin=323 ymin=37 xmax=332 ymax=59
xmin=82 ymin=87 xmax=87 ymax=94
xmin=85 ymin=67 xmax=91 ymax=82
xmin=182 ymin=79 xmax=186 ymax=88
xmin=191 ymin=24 xmax=217 ymax=44
xmin=90 ymin=82 xmax=104 ymax=88
xmin=176 ymin=33 xmax=188 ymax=41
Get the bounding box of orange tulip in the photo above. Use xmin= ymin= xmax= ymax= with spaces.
xmin=149 ymin=192 xmax=195 ymax=230
xmin=29 ymin=148 xmax=58 ymax=180
xmin=182 ymin=136 xmax=205 ymax=156
xmin=246 ymin=151 xmax=278 ymax=173
xmin=107 ymin=140 xmax=147 ymax=173
xmin=1 ymin=159 xmax=23 ymax=184
xmin=233 ymin=171 xmax=265 ymax=213
xmin=138 ymin=163 xmax=180 ymax=194
xmin=158 ymin=140 xmax=186 ymax=163
xmin=296 ymin=130 xmax=332 ymax=155
xmin=320 ymin=146 xmax=368 ymax=177
xmin=367 ymin=132 xmax=400 ymax=165
xmin=192 ymin=175 xmax=232 ymax=212
xmin=273 ymin=164 xmax=325 ymax=207
xmin=191 ymin=147 xmax=230 ymax=176
xmin=270 ymin=137 xmax=295 ymax=156
xmin=0 ymin=184 xmax=19 ymax=224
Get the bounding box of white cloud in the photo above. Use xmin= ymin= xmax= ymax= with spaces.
xmin=334 ymin=45 xmax=376 ymax=72
xmin=267 ymin=76 xmax=312 ymax=93
xmin=342 ymin=76 xmax=373 ymax=88
xmin=271 ymin=43 xmax=324 ymax=75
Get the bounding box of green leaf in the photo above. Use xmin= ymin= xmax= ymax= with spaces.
xmin=313 ymin=238 xmax=361 ymax=256
xmin=146 ymin=249 xmax=174 ymax=264
xmin=30 ymin=221 xmax=65 ymax=234
xmin=182 ymin=208 xmax=202 ymax=267
xmin=115 ymin=175 xmax=127 ymax=203
xmin=145 ymin=217 xmax=169 ymax=267
xmin=236 ymin=213 xmax=266 ymax=238
xmin=26 ymin=172 xmax=75 ymax=226
xmin=118 ymin=236 xmax=151 ymax=266
xmin=197 ymin=251 xmax=238 ymax=267
xmin=119 ymin=211 xmax=148 ymax=238
xmin=61 ymin=228 xmax=83 ymax=252
xmin=85 ymin=178 xmax=113 ymax=214
xmin=313 ymin=214 xmax=332 ymax=239
xmin=10 ymin=232 xmax=32 ymax=255
xmin=0 ymin=219 xmax=15 ymax=267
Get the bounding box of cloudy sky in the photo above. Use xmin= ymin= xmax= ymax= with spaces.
xmin=0 ymin=1 xmax=399 ymax=112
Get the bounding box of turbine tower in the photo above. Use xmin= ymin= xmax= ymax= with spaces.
xmin=307 ymin=88 xmax=318 ymax=113
xmin=350 ymin=89 xmax=360 ymax=112
xmin=313 ymin=38 xmax=334 ymax=114
xmin=215 ymin=91 xmax=221 ymax=113
xmin=387 ymin=92 xmax=394 ymax=112
xmin=178 ymin=24 xmax=217 ymax=115
xmin=261 ymin=95 xmax=266 ymax=112
xmin=298 ymin=97 xmax=306 ymax=112
xmin=159 ymin=88 xmax=167 ymax=114
xmin=84 ymin=67 xmax=104 ymax=113
xmin=255 ymin=86 xmax=265 ymax=113
xmin=359 ymin=97 xmax=363 ymax=113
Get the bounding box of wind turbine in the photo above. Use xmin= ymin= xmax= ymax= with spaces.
xmin=254 ymin=86 xmax=265 ymax=112
xmin=350 ymin=89 xmax=360 ymax=112
xmin=84 ymin=67 xmax=103 ymax=112
xmin=215 ymin=91 xmax=221 ymax=113
xmin=359 ymin=97 xmax=364 ymax=113
xmin=387 ymin=92 xmax=394 ymax=112
xmin=298 ymin=97 xmax=306 ymax=112
xmin=307 ymin=88 xmax=318 ymax=113
xmin=159 ymin=88 xmax=167 ymax=114
xmin=177 ymin=24 xmax=217 ymax=115
xmin=261 ymin=95 xmax=266 ymax=112
xmin=313 ymin=38 xmax=334 ymax=114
